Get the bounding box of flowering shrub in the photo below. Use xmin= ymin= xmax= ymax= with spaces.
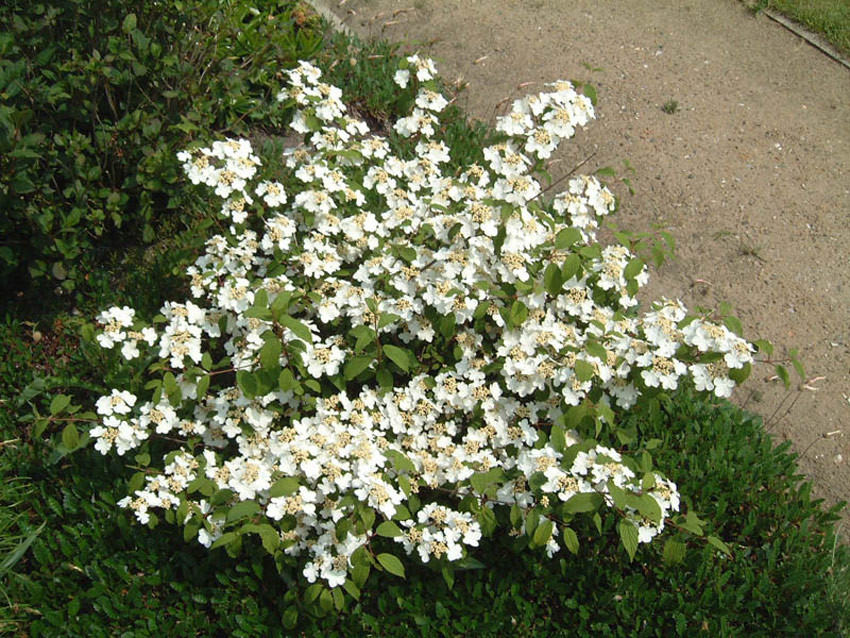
xmin=85 ymin=57 xmax=754 ymax=607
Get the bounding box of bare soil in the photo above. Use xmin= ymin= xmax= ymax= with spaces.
xmin=327 ymin=0 xmax=850 ymax=527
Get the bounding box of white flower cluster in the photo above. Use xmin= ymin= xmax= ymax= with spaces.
xmin=90 ymin=58 xmax=754 ymax=587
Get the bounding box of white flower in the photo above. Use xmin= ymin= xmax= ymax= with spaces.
xmin=415 ymin=89 xmax=448 ymax=113
xmin=96 ymin=306 xmax=135 ymax=348
xmin=393 ymin=69 xmax=410 ymax=88
xmin=96 ymin=390 xmax=137 ymax=416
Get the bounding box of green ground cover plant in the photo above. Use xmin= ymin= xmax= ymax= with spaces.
xmin=1 ymin=13 xmax=848 ymax=638
xmin=751 ymin=0 xmax=850 ymax=56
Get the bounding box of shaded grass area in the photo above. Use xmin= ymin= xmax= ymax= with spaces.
xmin=1 ymin=13 xmax=848 ymax=638
xmin=754 ymin=0 xmax=850 ymax=56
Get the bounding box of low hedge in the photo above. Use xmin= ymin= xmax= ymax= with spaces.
xmin=0 ymin=0 xmax=322 ymax=300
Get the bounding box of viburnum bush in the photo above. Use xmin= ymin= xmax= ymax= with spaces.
xmin=82 ymin=56 xmax=755 ymax=609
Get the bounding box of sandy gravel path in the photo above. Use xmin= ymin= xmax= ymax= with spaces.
xmin=326 ymin=0 xmax=850 ymax=523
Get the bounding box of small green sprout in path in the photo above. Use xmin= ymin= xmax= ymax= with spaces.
xmin=661 ymin=99 xmax=680 ymax=114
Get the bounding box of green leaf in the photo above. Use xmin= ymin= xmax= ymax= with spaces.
xmin=528 ymin=471 xmax=547 ymax=492
xmin=163 ymin=372 xmax=178 ymax=396
xmin=376 ymin=553 xmax=406 ymax=579
xmin=226 ymin=500 xmax=260 ymax=523
xmin=789 ymin=350 xmax=806 ymax=380
xmin=561 ymin=254 xmax=581 ymax=281
xmin=574 ymin=359 xmax=594 ymax=383
xmin=636 ymin=494 xmax=663 ymax=524
xmin=0 ymin=522 xmax=45 ymax=573
xmin=134 ymin=452 xmax=150 ymax=467
xmin=607 ymin=482 xmax=628 ymax=510
xmin=582 ymin=82 xmax=598 ymax=105
xmin=81 ymin=323 xmax=95 ymax=344
xmin=555 ymin=228 xmax=582 ymax=250
xmin=304 ymin=584 xmax=323 ymax=606
xmin=562 ymin=527 xmax=579 ymax=554
xmin=210 ymin=489 xmax=235 ymax=506
xmin=385 ymin=450 xmax=416 ymax=474
xmin=253 ymin=289 xmax=269 ymax=311
xmin=259 ymin=338 xmax=282 ymax=370
xmin=332 ymin=587 xmax=344 ymax=611
xmin=618 ymin=519 xmax=639 ymax=561
xmin=510 ymin=504 xmax=523 ymax=529
xmin=187 ymin=476 xmax=215 ymax=496
xmin=236 ymin=370 xmax=258 ymax=398
xmin=281 ymin=315 xmax=312 ymax=343
xmin=394 ymin=504 xmax=412 ymax=522
xmin=753 ymin=339 xmax=773 ymax=357
xmin=544 ymin=263 xmax=563 ymax=296
xmin=775 ymin=364 xmax=790 ymax=389
xmin=259 ymin=526 xmax=280 ymax=553
xmin=623 ymin=257 xmax=644 ymax=281
xmin=351 ymin=325 xmax=377 ymax=351
xmin=245 ymin=301 xmax=272 ymax=321
xmin=584 ymin=340 xmax=607 ymax=360
xmin=707 ymin=535 xmax=732 ymax=556
xmin=663 ymin=539 xmax=686 ymax=564
xmin=596 ymin=401 xmax=615 ymax=426
xmin=183 ymin=523 xmax=199 ymax=543
xmin=50 ymin=394 xmax=71 ymax=416
xmin=196 ymin=374 xmax=211 ymax=399
xmin=211 ymin=532 xmax=238 ymax=549
xmin=723 ymin=315 xmax=743 ymax=336
xmin=455 ymin=555 xmax=486 ymax=571
xmin=279 ymin=369 xmax=295 ymax=391
xmin=122 ymin=13 xmax=137 ymax=33
xmin=438 ymin=313 xmax=456 ymax=340
xmin=282 ymin=606 xmax=298 ymax=630
xmin=270 ymin=292 xmax=292 ymax=320
xmin=376 ymin=521 xmax=403 ymax=538
xmin=532 ymin=519 xmax=554 ymax=547
xmin=550 ymin=425 xmax=567 ymax=453
xmin=470 ymin=467 xmax=503 ymax=494
xmin=61 ymin=423 xmax=79 ymax=449
xmin=728 ymin=362 xmax=751 ymax=384
xmin=679 ymin=509 xmax=705 ymax=536
xmin=562 ymin=492 xmax=601 ymax=514
xmin=351 ymin=562 xmax=370 ymax=589
xmin=269 ymin=477 xmax=299 ymax=498
xmin=509 ymin=300 xmax=528 ymax=326
xmin=344 ymin=355 xmax=373 ymax=380
xmin=319 ymin=588 xmax=334 ymax=612
xmin=382 ymin=345 xmax=411 ymax=372
xmin=525 ymin=508 xmax=540 ymax=537
xmin=376 ymin=368 xmax=393 ymax=390
xmin=378 ymin=313 xmax=402 ymax=329
xmin=442 ymin=564 xmax=455 ymax=590
xmin=342 ymin=579 xmax=361 ymax=601
xmin=359 ymin=507 xmax=376 ymax=532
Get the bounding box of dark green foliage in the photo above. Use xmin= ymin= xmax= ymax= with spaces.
xmin=0 ymin=0 xmax=322 ymax=299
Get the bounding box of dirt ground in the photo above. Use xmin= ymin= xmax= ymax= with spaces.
xmin=322 ymin=0 xmax=850 ymax=529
